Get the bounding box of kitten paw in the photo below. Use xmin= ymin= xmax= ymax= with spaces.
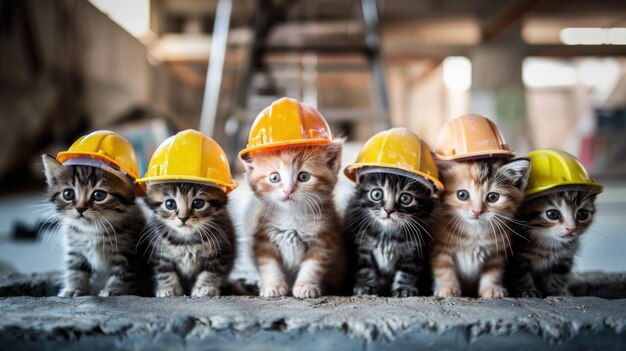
xmin=517 ymin=289 xmax=542 ymax=298
xmin=191 ymin=285 xmax=220 ymax=297
xmin=434 ymin=286 xmax=462 ymax=298
xmin=58 ymin=289 xmax=88 ymax=297
xmin=293 ymin=283 xmax=322 ymax=299
xmin=392 ymin=287 xmax=419 ymax=298
xmin=353 ymin=285 xmax=378 ymax=296
xmin=480 ymin=286 xmax=506 ymax=298
xmin=98 ymin=289 xmax=124 ymax=297
xmin=259 ymin=282 xmax=289 ymax=298
xmin=155 ymin=287 xmax=184 ymax=297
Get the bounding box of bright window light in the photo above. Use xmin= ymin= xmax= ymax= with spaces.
xmin=443 ymin=56 xmax=472 ymax=92
xmin=523 ymin=58 xmax=577 ymax=88
xmin=88 ymin=0 xmax=150 ymax=39
xmin=560 ymin=27 xmax=626 ymax=45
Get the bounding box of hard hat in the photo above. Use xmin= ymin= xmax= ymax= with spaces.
xmin=434 ymin=114 xmax=514 ymax=161
xmin=135 ymin=129 xmax=237 ymax=193
xmin=238 ymin=97 xmax=333 ymax=160
xmin=57 ymin=130 xmax=140 ymax=180
xmin=525 ymin=149 xmax=603 ymax=199
xmin=344 ymin=128 xmax=444 ymax=192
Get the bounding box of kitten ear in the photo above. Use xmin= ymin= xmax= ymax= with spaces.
xmin=499 ymin=158 xmax=531 ymax=190
xmin=41 ymin=154 xmax=65 ymax=186
xmin=240 ymin=154 xmax=254 ymax=173
xmin=324 ymin=139 xmax=344 ymax=174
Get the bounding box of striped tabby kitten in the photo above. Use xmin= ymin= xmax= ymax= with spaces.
xmin=143 ymin=183 xmax=235 ymax=297
xmin=344 ymin=173 xmax=435 ymax=297
xmin=242 ymin=141 xmax=347 ymax=298
xmin=431 ymin=158 xmax=530 ymax=298
xmin=42 ymin=155 xmax=145 ymax=297
xmin=506 ymin=191 xmax=597 ymax=297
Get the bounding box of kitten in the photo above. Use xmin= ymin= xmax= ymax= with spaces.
xmin=344 ymin=173 xmax=435 ymax=297
xmin=41 ymin=155 xmax=146 ymax=297
xmin=431 ymin=158 xmax=530 ymax=298
xmin=506 ymin=190 xmax=597 ymax=297
xmin=143 ymin=183 xmax=236 ymax=297
xmin=242 ymin=141 xmax=347 ymax=298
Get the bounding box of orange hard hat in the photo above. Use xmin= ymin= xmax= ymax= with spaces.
xmin=434 ymin=114 xmax=514 ymax=161
xmin=238 ymin=97 xmax=333 ymax=160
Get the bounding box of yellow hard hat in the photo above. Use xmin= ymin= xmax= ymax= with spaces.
xmin=135 ymin=129 xmax=237 ymax=193
xmin=344 ymin=128 xmax=444 ymax=192
xmin=57 ymin=130 xmax=140 ymax=180
xmin=525 ymin=149 xmax=603 ymax=198
xmin=238 ymin=97 xmax=333 ymax=160
xmin=434 ymin=114 xmax=514 ymax=161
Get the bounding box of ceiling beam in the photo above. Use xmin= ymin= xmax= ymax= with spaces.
xmin=481 ymin=0 xmax=549 ymax=42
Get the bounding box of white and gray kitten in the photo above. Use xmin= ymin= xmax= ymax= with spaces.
xmin=344 ymin=173 xmax=436 ymax=297
xmin=506 ymin=190 xmax=598 ymax=297
xmin=143 ymin=183 xmax=235 ymax=297
xmin=42 ymin=155 xmax=146 ymax=297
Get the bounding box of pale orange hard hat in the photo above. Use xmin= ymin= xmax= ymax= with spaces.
xmin=434 ymin=114 xmax=514 ymax=161
xmin=238 ymin=97 xmax=333 ymax=160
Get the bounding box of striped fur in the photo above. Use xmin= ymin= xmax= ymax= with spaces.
xmin=344 ymin=173 xmax=435 ymax=297
xmin=242 ymin=141 xmax=348 ymax=298
xmin=506 ymin=190 xmax=597 ymax=297
xmin=143 ymin=183 xmax=235 ymax=297
xmin=41 ymin=155 xmax=146 ymax=297
xmin=430 ymin=158 xmax=530 ymax=298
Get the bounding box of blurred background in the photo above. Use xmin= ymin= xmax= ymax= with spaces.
xmin=0 ymin=0 xmax=625 ymax=274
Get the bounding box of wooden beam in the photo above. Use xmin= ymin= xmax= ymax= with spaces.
xmin=481 ymin=0 xmax=549 ymax=42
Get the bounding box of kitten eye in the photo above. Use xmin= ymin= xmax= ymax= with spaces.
xmin=192 ymin=199 xmax=205 ymax=209
xmin=62 ymin=189 xmax=75 ymax=201
xmin=456 ymin=190 xmax=469 ymax=201
xmin=91 ymin=190 xmax=107 ymax=202
xmin=546 ymin=209 xmax=561 ymax=220
xmin=369 ymin=188 xmax=383 ymax=202
xmin=297 ymin=171 xmax=311 ymax=182
xmin=486 ymin=192 xmax=500 ymax=203
xmin=399 ymin=193 xmax=413 ymax=205
xmin=269 ymin=172 xmax=281 ymax=183
xmin=577 ymin=209 xmax=590 ymax=221
xmin=164 ymin=199 xmax=177 ymax=210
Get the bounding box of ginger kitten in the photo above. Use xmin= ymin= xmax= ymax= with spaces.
xmin=42 ymin=155 xmax=146 ymax=297
xmin=506 ymin=190 xmax=598 ymax=297
xmin=242 ymin=142 xmax=347 ymax=298
xmin=431 ymin=158 xmax=530 ymax=298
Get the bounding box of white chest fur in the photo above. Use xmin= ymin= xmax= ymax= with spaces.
xmin=454 ymin=239 xmax=494 ymax=279
xmin=372 ymin=237 xmax=400 ymax=273
xmin=163 ymin=243 xmax=205 ymax=277
xmin=267 ymin=209 xmax=321 ymax=274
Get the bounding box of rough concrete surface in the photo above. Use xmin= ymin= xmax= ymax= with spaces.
xmin=1 ymin=271 xmax=626 ymax=350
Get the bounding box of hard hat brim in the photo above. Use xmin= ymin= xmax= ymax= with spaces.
xmin=525 ymin=182 xmax=603 ymax=200
xmin=57 ymin=151 xmax=140 ymax=180
xmin=238 ymin=138 xmax=332 ymax=160
xmin=135 ymin=175 xmax=237 ymax=193
xmin=435 ymin=149 xmax=515 ymax=161
xmin=344 ymin=163 xmax=444 ymax=192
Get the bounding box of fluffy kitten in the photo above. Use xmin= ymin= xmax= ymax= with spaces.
xmin=431 ymin=158 xmax=530 ymax=298
xmin=506 ymin=190 xmax=597 ymax=297
xmin=242 ymin=142 xmax=347 ymax=298
xmin=344 ymin=173 xmax=435 ymax=297
xmin=42 ymin=155 xmax=146 ymax=297
xmin=143 ymin=183 xmax=235 ymax=297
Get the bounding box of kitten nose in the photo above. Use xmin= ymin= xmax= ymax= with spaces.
xmin=76 ymin=207 xmax=86 ymax=215
xmin=384 ymin=208 xmax=396 ymax=216
xmin=179 ymin=217 xmax=189 ymax=224
xmin=565 ymin=227 xmax=576 ymax=235
xmin=472 ymin=210 xmax=482 ymax=218
xmin=282 ymin=187 xmax=295 ymax=198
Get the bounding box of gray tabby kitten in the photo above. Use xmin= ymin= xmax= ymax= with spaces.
xmin=344 ymin=173 xmax=436 ymax=297
xmin=507 ymin=190 xmax=597 ymax=297
xmin=42 ymin=155 xmax=146 ymax=297
xmin=143 ymin=183 xmax=235 ymax=297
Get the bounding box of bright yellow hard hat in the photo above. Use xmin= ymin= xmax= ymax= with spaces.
xmin=434 ymin=114 xmax=514 ymax=161
xmin=56 ymin=130 xmax=140 ymax=180
xmin=525 ymin=149 xmax=603 ymax=198
xmin=136 ymin=129 xmax=237 ymax=193
xmin=238 ymin=97 xmax=333 ymax=160
xmin=344 ymin=128 xmax=444 ymax=192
